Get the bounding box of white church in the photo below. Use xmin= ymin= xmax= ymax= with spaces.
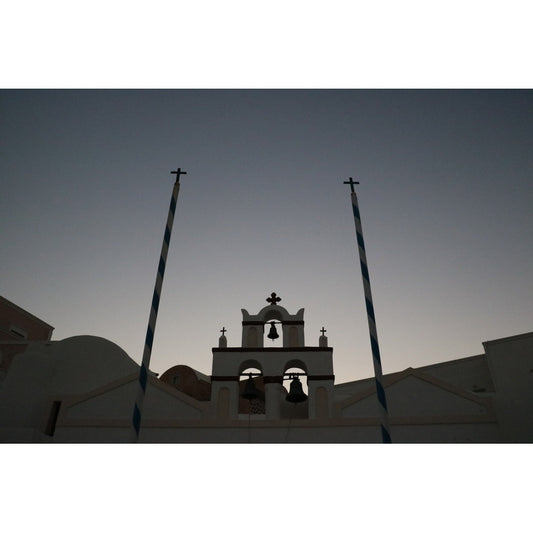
xmin=1 ymin=292 xmax=532 ymax=443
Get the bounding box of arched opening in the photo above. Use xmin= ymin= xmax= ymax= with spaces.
xmin=238 ymin=364 xmax=265 ymax=416
xmin=263 ymin=309 xmax=284 ymax=347
xmin=264 ymin=321 xmax=283 ymax=347
xmin=281 ymin=362 xmax=309 ymax=419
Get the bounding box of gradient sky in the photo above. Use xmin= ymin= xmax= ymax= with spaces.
xmin=2 ymin=89 xmax=532 ymax=385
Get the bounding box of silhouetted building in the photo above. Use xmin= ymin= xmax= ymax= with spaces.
xmin=0 ymin=294 xmax=531 ymax=443
xmin=0 ymin=295 xmax=54 ymax=383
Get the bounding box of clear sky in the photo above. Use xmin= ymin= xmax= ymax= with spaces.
xmin=2 ymin=89 xmax=532 ymax=384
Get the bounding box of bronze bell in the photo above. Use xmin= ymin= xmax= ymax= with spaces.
xmin=286 ymin=376 xmax=307 ymax=403
xmin=241 ymin=375 xmax=260 ymax=400
xmin=267 ymin=321 xmax=279 ymax=341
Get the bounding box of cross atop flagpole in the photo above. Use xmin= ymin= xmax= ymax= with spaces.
xmin=343 ymin=177 xmax=359 ymax=192
xmin=130 ymin=167 xmax=188 ymax=443
xmin=171 ymin=167 xmax=187 ymax=183
xmin=344 ymin=177 xmax=392 ymax=443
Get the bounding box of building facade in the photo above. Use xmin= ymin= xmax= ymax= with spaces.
xmin=0 ymin=295 xmax=54 ymax=383
xmin=0 ymin=294 xmax=531 ymax=443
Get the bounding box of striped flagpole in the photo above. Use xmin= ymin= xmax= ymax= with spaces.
xmin=344 ymin=177 xmax=392 ymax=443
xmin=130 ymin=167 xmax=187 ymax=442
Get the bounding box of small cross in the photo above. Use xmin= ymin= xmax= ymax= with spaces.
xmin=266 ymin=292 xmax=281 ymax=305
xmin=343 ymin=177 xmax=359 ymax=193
xmin=220 ymin=327 xmax=226 ymax=335
xmin=171 ymin=167 xmax=188 ymax=183
xmin=320 ymin=327 xmax=327 ymax=336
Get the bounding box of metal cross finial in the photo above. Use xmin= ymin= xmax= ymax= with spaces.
xmin=171 ymin=167 xmax=188 ymax=183
xmin=320 ymin=327 xmax=327 ymax=336
xmin=266 ymin=292 xmax=281 ymax=305
xmin=343 ymin=177 xmax=360 ymax=193
xmin=220 ymin=327 xmax=226 ymax=335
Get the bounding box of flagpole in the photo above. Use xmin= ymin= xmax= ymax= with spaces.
xmin=344 ymin=178 xmax=392 ymax=443
xmin=130 ymin=167 xmax=187 ymax=443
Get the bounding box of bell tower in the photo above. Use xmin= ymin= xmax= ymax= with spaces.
xmin=210 ymin=293 xmax=335 ymax=421
xmin=241 ymin=292 xmax=305 ymax=348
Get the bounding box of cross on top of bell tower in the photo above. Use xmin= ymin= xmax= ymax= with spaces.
xmin=170 ymin=167 xmax=187 ymax=183
xmin=266 ymin=292 xmax=281 ymax=305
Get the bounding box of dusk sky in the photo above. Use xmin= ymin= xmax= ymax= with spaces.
xmin=2 ymin=89 xmax=532 ymax=385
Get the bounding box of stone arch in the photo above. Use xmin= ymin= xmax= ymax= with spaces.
xmin=262 ymin=308 xmax=285 ymax=323
xmin=283 ymin=359 xmax=308 ymax=375
xmin=238 ymin=359 xmax=264 ymax=375
xmin=254 ymin=304 xmax=301 ymax=323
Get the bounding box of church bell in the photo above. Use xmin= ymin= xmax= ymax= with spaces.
xmin=286 ymin=376 xmax=307 ymax=403
xmin=241 ymin=375 xmax=260 ymax=400
xmin=267 ymin=321 xmax=279 ymax=341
